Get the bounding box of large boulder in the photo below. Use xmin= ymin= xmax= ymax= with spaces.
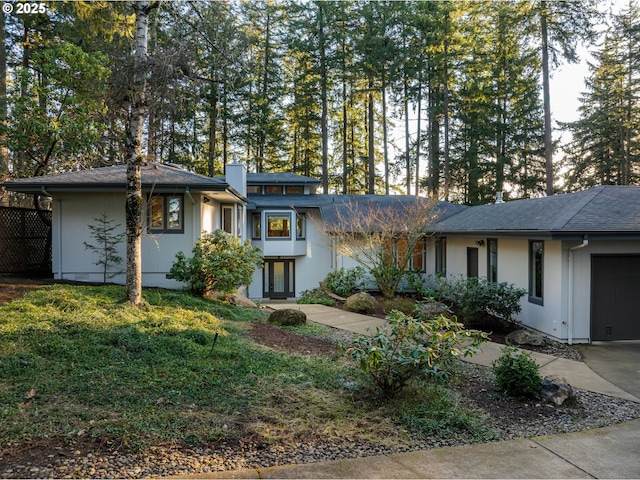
xmin=540 ymin=375 xmax=575 ymax=407
xmin=268 ymin=309 xmax=307 ymax=326
xmin=227 ymin=293 xmax=258 ymax=309
xmin=344 ymin=292 xmax=377 ymax=313
xmin=505 ymin=329 xmax=546 ymax=347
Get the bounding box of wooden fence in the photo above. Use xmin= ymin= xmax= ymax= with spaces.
xmin=0 ymin=206 xmax=52 ymax=274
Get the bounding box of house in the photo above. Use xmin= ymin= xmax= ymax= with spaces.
xmin=433 ymin=186 xmax=640 ymax=343
xmin=2 ymin=163 xmax=248 ymax=289
xmin=3 ymin=162 xmax=640 ymax=343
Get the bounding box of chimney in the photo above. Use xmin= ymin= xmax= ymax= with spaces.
xmin=495 ymin=191 xmax=504 ymax=204
xmin=225 ymin=157 xmax=247 ymax=197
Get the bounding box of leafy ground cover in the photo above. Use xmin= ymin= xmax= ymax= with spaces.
xmin=0 ymin=282 xmax=495 ymax=467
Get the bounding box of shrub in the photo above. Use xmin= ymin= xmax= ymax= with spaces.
xmin=297 ymin=288 xmax=336 ymax=306
xmin=402 ymin=269 xmax=438 ymax=300
xmin=381 ymin=296 xmax=416 ymax=315
xmin=342 ymin=311 xmax=487 ymax=399
xmin=435 ymin=276 xmax=526 ymax=326
xmin=324 ymin=267 xmax=368 ymax=297
xmin=492 ymin=345 xmax=542 ymax=399
xmin=170 ymin=230 xmax=263 ymax=296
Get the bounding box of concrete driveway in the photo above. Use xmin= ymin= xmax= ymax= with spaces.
xmin=578 ymin=341 xmax=640 ymax=400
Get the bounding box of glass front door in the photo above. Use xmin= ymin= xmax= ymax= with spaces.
xmin=264 ymin=259 xmax=295 ymax=298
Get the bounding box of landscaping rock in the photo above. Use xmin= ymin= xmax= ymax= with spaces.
xmin=417 ymin=301 xmax=450 ymax=317
xmin=505 ymin=329 xmax=546 ymax=346
xmin=540 ymin=375 xmax=575 ymax=407
xmin=268 ymin=309 xmax=307 ymax=326
xmin=227 ymin=293 xmax=258 ymax=309
xmin=344 ymin=292 xmax=377 ymax=313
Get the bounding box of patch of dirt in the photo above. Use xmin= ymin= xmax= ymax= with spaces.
xmin=249 ymin=321 xmax=339 ymax=357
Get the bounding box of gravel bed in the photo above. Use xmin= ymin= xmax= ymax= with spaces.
xmin=2 ymin=362 xmax=638 ymax=480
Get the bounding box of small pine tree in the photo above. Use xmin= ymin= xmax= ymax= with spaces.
xmin=84 ymin=213 xmax=126 ymax=284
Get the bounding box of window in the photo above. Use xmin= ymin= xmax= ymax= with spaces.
xmin=267 ymin=214 xmax=290 ymax=238
xmin=296 ymin=213 xmax=306 ymax=240
xmin=487 ymin=238 xmax=498 ymax=282
xmin=382 ymin=238 xmax=425 ymax=272
xmin=411 ymin=239 xmax=426 ymax=272
xmin=529 ymin=240 xmax=544 ymax=305
xmin=222 ymin=205 xmax=233 ymax=234
xmin=252 ymin=213 xmax=262 ymax=240
xmin=148 ymin=194 xmax=183 ymax=233
xmin=247 ymin=185 xmax=261 ymax=194
xmin=286 ymin=185 xmax=303 ymax=194
xmin=435 ymin=237 xmax=447 ymax=276
xmin=236 ymin=205 xmax=243 ymax=237
xmin=265 ymin=185 xmax=283 ymax=195
xmin=467 ymin=247 xmax=479 ymax=278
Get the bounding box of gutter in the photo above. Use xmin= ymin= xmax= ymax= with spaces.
xmin=567 ymin=235 xmax=589 ymax=345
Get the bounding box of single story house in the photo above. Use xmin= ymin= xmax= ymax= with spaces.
xmin=3 ymin=162 xmax=639 ymax=343
xmin=433 ymin=186 xmax=640 ymax=343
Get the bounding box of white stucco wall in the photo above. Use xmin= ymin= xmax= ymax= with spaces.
xmin=51 ymin=192 xmax=232 ymax=290
xmin=444 ymin=236 xmax=566 ymax=341
xmin=247 ymin=210 xmax=333 ymax=299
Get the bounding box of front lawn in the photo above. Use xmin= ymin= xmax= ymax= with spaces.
xmin=0 ymin=285 xmax=493 ymax=455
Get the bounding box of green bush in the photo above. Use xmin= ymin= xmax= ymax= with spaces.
xmin=324 ymin=267 xmax=368 ymax=297
xmin=342 ymin=311 xmax=487 ymax=399
xmin=381 ymin=296 xmax=416 ymax=315
xmin=297 ymin=288 xmax=336 ymax=306
xmin=170 ymin=230 xmax=263 ymax=296
xmin=435 ymin=276 xmax=526 ymax=325
xmin=402 ymin=270 xmax=437 ymax=300
xmin=492 ymin=345 xmax=542 ymax=399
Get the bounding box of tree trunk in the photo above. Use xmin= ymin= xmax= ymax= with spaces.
xmin=367 ymin=76 xmax=375 ymax=194
xmin=0 ymin=8 xmax=7 ymax=181
xmin=415 ymin=74 xmax=422 ymax=197
xmin=126 ymin=1 xmax=153 ymax=305
xmin=319 ymin=3 xmax=329 ymax=194
xmin=404 ymin=74 xmax=411 ymax=196
xmin=541 ymin=2 xmax=554 ymax=195
xmin=443 ymin=14 xmax=451 ymax=201
xmin=382 ymin=73 xmax=389 ymax=195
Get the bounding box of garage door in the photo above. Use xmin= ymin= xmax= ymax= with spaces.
xmin=591 ymin=255 xmax=640 ymax=341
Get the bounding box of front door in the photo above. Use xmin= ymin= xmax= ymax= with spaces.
xmin=264 ymin=259 xmax=295 ymax=298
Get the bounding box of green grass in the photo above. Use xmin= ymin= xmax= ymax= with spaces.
xmin=0 ymin=284 xmax=495 ymax=452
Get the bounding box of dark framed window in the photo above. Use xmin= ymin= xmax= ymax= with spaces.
xmin=296 ymin=213 xmax=306 ymax=240
xmin=252 ymin=213 xmax=262 ymax=240
xmin=267 ymin=214 xmax=291 ymax=238
xmin=487 ymin=238 xmax=498 ymax=283
xmin=286 ymin=185 xmax=303 ymax=194
xmin=148 ymin=194 xmax=184 ymax=233
xmin=529 ymin=240 xmax=544 ymax=305
xmin=247 ymin=185 xmax=261 ymax=194
xmin=222 ymin=205 xmax=234 ymax=234
xmin=265 ymin=185 xmax=283 ymax=195
xmin=411 ymin=239 xmax=426 ymax=272
xmin=435 ymin=237 xmax=447 ymax=276
xmin=467 ymin=247 xmax=479 ymax=278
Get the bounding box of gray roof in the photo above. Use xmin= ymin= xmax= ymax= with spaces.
xmin=219 ymin=172 xmax=321 ymax=186
xmin=434 ymin=186 xmax=640 ymax=238
xmin=249 ymin=193 xmax=468 ymax=233
xmin=3 ymin=163 xmax=242 ymax=198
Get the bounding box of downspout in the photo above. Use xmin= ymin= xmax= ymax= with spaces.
xmin=567 ymin=235 xmax=589 ymax=345
xmin=56 ymin=198 xmax=62 ymax=279
xmin=185 ymin=187 xmax=196 ymax=244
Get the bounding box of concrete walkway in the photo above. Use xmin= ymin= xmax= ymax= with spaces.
xmin=187 ymin=303 xmax=640 ymax=479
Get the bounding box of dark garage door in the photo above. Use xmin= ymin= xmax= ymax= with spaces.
xmin=591 ymin=255 xmax=640 ymax=341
